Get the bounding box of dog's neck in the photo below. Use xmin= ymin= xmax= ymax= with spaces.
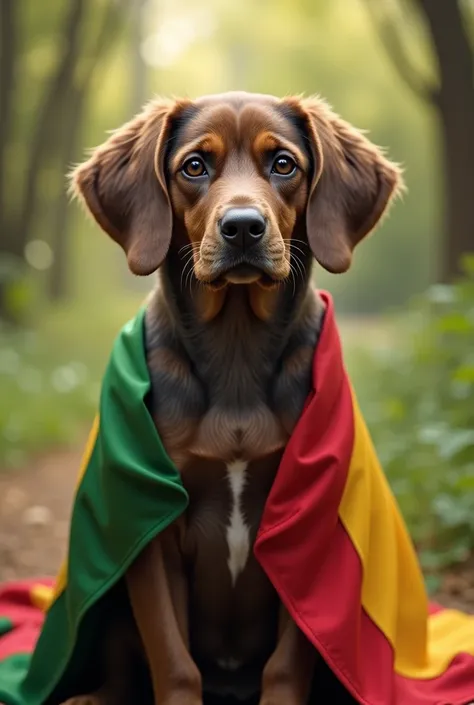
xmin=156 ymin=245 xmax=322 ymax=390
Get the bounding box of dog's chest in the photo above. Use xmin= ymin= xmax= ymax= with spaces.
xmin=168 ymin=398 xmax=289 ymax=586
xmin=180 ymin=450 xmax=281 ymax=581
xmin=187 ymin=401 xmax=289 ymax=461
xmin=180 ymin=450 xmax=282 ymax=685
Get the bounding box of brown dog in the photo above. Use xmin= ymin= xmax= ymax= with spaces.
xmin=64 ymin=91 xmax=402 ymax=705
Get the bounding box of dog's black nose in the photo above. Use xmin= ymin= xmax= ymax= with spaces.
xmin=220 ymin=208 xmax=266 ymax=249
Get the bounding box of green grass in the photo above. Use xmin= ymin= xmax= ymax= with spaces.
xmin=0 ymin=294 xmax=144 ymax=469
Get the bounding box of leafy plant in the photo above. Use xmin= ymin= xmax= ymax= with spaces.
xmin=351 ymin=256 xmax=474 ymax=575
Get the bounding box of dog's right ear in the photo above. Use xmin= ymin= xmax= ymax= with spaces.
xmin=283 ymin=96 xmax=403 ymax=274
xmin=71 ymin=98 xmax=190 ymax=276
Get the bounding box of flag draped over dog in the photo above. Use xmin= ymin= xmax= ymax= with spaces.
xmin=1 ymin=292 xmax=474 ymax=705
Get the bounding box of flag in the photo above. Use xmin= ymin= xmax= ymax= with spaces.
xmin=1 ymin=293 xmax=473 ymax=705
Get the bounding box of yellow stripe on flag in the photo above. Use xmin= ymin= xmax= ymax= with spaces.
xmin=50 ymin=415 xmax=100 ymax=606
xmin=424 ymin=609 xmax=474 ymax=674
xmin=30 ymin=583 xmax=55 ymax=612
xmin=339 ymin=388 xmax=474 ymax=679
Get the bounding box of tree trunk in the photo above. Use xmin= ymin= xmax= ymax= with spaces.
xmin=15 ymin=0 xmax=86 ymax=255
xmin=0 ymin=0 xmax=18 ymax=321
xmin=0 ymin=0 xmax=16 ymax=226
xmin=0 ymin=0 xmax=86 ymax=322
xmin=130 ymin=0 xmax=148 ymax=114
xmin=418 ymin=0 xmax=474 ymax=281
xmin=47 ymin=89 xmax=82 ymax=302
xmin=47 ymin=1 xmax=123 ymax=301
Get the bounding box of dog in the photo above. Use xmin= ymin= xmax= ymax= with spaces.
xmin=64 ymin=91 xmax=402 ymax=705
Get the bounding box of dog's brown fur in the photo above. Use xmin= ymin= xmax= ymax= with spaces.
xmin=63 ymin=92 xmax=402 ymax=705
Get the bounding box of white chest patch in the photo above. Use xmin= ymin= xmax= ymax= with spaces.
xmin=225 ymin=459 xmax=250 ymax=585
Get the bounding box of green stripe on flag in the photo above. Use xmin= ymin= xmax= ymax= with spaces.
xmin=0 ymin=616 xmax=13 ymax=637
xmin=12 ymin=307 xmax=188 ymax=705
xmin=0 ymin=654 xmax=32 ymax=705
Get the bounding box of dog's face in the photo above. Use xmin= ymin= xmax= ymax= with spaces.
xmin=166 ymin=94 xmax=311 ymax=288
xmin=72 ymin=92 xmax=403 ymax=287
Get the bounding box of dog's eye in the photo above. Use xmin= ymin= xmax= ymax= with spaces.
xmin=271 ymin=153 xmax=297 ymax=177
xmin=182 ymin=157 xmax=207 ymax=179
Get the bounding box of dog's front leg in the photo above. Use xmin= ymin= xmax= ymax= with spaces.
xmin=126 ymin=525 xmax=202 ymax=705
xmin=260 ymin=605 xmax=316 ymax=705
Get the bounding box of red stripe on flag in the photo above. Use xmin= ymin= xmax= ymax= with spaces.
xmin=255 ymin=292 xmax=393 ymax=702
xmin=0 ymin=580 xmax=52 ymax=661
xmin=258 ymin=509 xmax=395 ymax=705
xmin=395 ymin=653 xmax=474 ymax=705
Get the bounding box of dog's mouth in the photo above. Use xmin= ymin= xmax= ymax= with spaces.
xmin=205 ymin=261 xmax=285 ymax=290
xmin=224 ymin=264 xmax=267 ymax=285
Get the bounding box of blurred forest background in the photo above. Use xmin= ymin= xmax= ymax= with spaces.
xmin=0 ymin=0 xmax=473 ymax=591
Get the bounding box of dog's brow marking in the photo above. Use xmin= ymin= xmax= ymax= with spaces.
xmin=225 ymin=459 xmax=250 ymax=586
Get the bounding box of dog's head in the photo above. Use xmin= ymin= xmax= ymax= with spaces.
xmin=72 ymin=92 xmax=403 ymax=288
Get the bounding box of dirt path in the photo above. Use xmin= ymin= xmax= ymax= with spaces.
xmin=1 ymin=441 xmax=473 ymax=614
xmin=0 ymin=442 xmax=85 ymax=582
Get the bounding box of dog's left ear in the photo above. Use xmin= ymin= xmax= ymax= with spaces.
xmin=285 ymin=97 xmax=404 ymax=273
xmin=71 ymin=98 xmax=191 ymax=276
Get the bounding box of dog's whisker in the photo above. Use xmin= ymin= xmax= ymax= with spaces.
xmin=179 ymin=243 xmax=201 ymax=258
xmin=180 ymin=251 xmax=195 ymax=278
xmin=290 ymin=266 xmax=297 ymax=297
xmin=282 ymin=238 xmax=308 ymax=245
xmin=291 ymin=251 xmax=304 ymax=272
xmin=281 ymin=239 xmax=309 ymax=250
xmin=182 ymin=262 xmax=196 ymax=291
xmin=184 ymin=256 xmax=198 ymax=293
xmin=292 ymin=254 xmax=306 ymax=283
xmin=180 ymin=253 xmax=197 ymax=291
xmin=281 ymin=245 xmax=309 ymax=262
xmin=282 ymin=241 xmax=309 ymax=258
xmin=289 ymin=246 xmax=308 ymax=259
xmin=286 ymin=259 xmax=297 ymax=297
xmin=287 ymin=252 xmax=305 ymax=288
xmin=186 ymin=269 xmax=194 ymax=293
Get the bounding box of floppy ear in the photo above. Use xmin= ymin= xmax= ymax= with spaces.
xmin=71 ymin=98 xmax=189 ymax=275
xmin=285 ymin=96 xmax=404 ymax=274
